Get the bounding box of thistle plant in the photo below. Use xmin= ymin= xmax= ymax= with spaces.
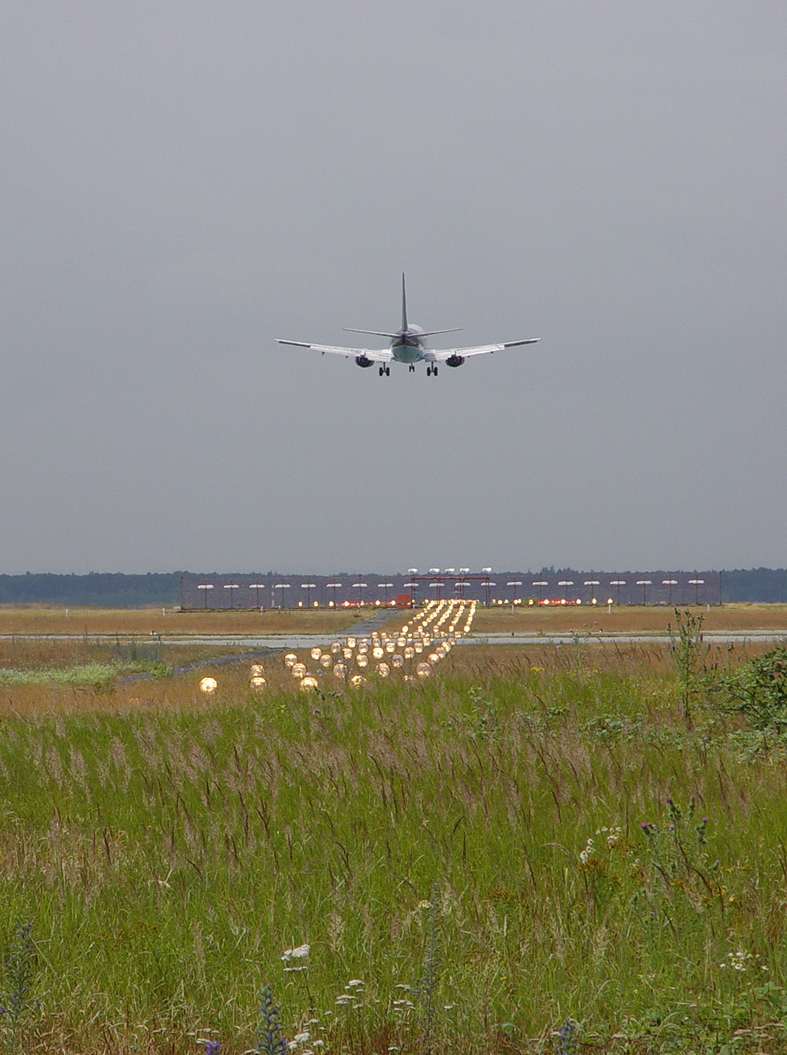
xmin=668 ymin=608 xmax=705 ymax=721
xmin=639 ymin=798 xmax=718 ymax=922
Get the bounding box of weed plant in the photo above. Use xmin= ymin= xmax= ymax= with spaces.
xmin=1 ymin=651 xmax=787 ymax=1051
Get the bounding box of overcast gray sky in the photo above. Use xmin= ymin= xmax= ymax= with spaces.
xmin=1 ymin=2 xmax=785 ymax=574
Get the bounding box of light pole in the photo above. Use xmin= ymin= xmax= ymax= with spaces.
xmin=429 ymin=580 xmax=442 ymax=602
xmin=482 ymin=568 xmax=492 ymax=606
xmin=249 ymin=583 xmax=266 ymax=609
xmin=352 ymin=581 xmax=368 ymax=606
xmin=326 ymin=581 xmax=342 ymax=607
xmin=506 ymin=581 xmax=522 ymax=605
xmin=558 ymin=579 xmax=574 ymax=603
xmin=407 ymin=569 xmax=418 ymax=606
xmin=532 ymin=580 xmax=548 ymax=603
xmin=689 ymin=578 xmax=705 ymax=605
xmin=224 ymin=582 xmax=240 ymax=609
xmin=301 ymin=582 xmax=316 ymax=607
xmin=273 ymin=583 xmax=291 ymax=608
xmin=378 ymin=582 xmax=393 ymax=606
xmin=636 ymin=579 xmax=652 ymax=606
xmin=662 ymin=579 xmax=678 ymax=605
xmin=197 ymin=584 xmax=214 ymax=609
xmin=584 ymin=580 xmax=600 ymax=605
xmin=610 ymin=580 xmax=626 ymax=606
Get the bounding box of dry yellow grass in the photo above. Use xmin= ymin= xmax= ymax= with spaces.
xmin=470 ymin=601 xmax=787 ymax=635
xmin=0 ymin=604 xmax=365 ymax=637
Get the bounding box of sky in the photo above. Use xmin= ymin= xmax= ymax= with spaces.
xmin=1 ymin=2 xmax=785 ymax=574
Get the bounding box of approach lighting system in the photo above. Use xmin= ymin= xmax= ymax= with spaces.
xmin=689 ymin=578 xmax=705 ymax=604
xmin=610 ymin=580 xmax=626 ymax=605
xmin=636 ymin=580 xmax=652 ymax=605
xmin=663 ymin=579 xmax=678 ymax=604
xmin=558 ymin=580 xmax=574 ymax=603
xmin=273 ymin=583 xmax=291 ymax=607
xmin=584 ymin=580 xmax=600 ymax=605
xmin=197 ymin=584 xmax=214 ymax=608
xmin=249 ymin=583 xmax=266 ymax=608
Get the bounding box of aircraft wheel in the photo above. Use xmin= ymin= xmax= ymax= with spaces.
xmin=379 ymin=366 xmax=384 ymax=377
xmin=434 ymin=366 xmax=438 ymax=377
xmin=426 ymin=366 xmax=432 ymax=377
xmin=386 ymin=366 xmax=390 ymax=376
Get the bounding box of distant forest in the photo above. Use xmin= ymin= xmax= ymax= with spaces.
xmin=0 ymin=569 xmax=786 ymax=606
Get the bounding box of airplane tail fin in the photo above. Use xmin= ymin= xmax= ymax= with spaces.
xmin=401 ymin=272 xmax=408 ymax=331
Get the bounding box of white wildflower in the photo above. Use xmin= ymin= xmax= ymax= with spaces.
xmin=282 ymin=944 xmax=310 ymax=963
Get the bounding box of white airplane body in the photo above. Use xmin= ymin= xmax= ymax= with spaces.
xmin=277 ymin=274 xmax=540 ymax=376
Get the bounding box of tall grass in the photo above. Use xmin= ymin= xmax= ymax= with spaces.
xmin=1 ymin=653 xmax=787 ymax=1052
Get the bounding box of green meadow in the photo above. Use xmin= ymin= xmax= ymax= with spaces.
xmin=2 ymin=620 xmax=787 ymax=1053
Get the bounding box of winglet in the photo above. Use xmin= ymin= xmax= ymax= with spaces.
xmin=401 ymin=272 xmax=408 ymax=331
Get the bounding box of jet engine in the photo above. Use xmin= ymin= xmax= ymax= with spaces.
xmin=355 ymin=354 xmax=374 ymax=368
xmin=445 ymin=354 xmax=465 ymax=368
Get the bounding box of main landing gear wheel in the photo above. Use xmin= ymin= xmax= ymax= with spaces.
xmin=379 ymin=365 xmax=390 ymax=377
xmin=426 ymin=365 xmax=438 ymax=377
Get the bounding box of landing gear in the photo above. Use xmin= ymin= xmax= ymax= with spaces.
xmin=378 ymin=365 xmax=390 ymax=377
xmin=409 ymin=364 xmax=415 ymax=373
xmin=426 ymin=365 xmax=439 ymax=377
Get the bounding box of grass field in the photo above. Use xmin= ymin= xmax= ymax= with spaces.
xmin=0 ymin=606 xmax=367 ymax=638
xmin=1 ymin=605 xmax=787 ymax=1053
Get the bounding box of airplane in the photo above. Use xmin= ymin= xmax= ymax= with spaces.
xmin=276 ymin=274 xmax=540 ymax=377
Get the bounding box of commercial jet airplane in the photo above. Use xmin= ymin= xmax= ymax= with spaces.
xmin=276 ymin=274 xmax=540 ymax=376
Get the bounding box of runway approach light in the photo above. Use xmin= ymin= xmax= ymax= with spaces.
xmin=200 ymin=676 xmax=218 ymax=694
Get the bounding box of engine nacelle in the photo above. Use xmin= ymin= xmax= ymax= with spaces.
xmin=445 ymin=354 xmax=465 ymax=368
xmin=355 ymin=354 xmax=374 ymax=368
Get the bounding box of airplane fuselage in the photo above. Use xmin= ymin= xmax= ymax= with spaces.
xmin=391 ymin=325 xmax=426 ymax=364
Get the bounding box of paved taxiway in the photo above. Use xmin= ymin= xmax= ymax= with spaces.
xmin=4 ymin=630 xmax=784 ymax=650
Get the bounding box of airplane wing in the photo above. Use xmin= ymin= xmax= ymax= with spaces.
xmin=424 ymin=337 xmax=540 ymax=362
xmin=276 ymin=339 xmax=392 ymax=363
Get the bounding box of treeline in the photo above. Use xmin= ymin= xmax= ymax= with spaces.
xmin=721 ymin=568 xmax=787 ymax=603
xmin=0 ymin=568 xmax=786 ymax=606
xmin=0 ymin=573 xmax=184 ymax=607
